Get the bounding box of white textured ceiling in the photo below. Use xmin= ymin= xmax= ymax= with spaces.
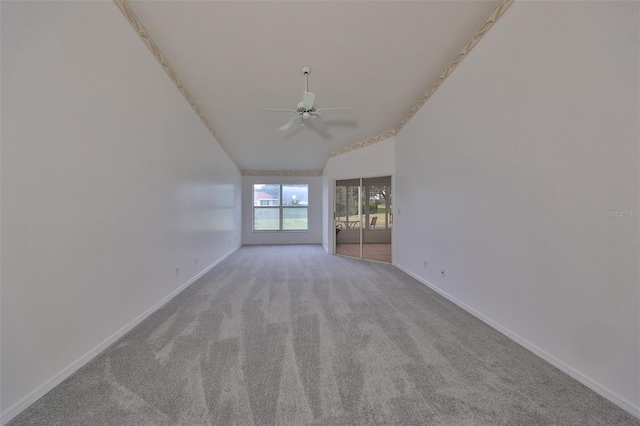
xmin=126 ymin=0 xmax=498 ymax=172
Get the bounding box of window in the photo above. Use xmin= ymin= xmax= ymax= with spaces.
xmin=253 ymin=184 xmax=308 ymax=231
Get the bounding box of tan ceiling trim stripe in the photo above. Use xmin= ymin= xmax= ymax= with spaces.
xmin=113 ymin=0 xmax=240 ymax=171
xmin=327 ymin=128 xmax=399 ymax=158
xmin=328 ymin=0 xmax=515 ymax=159
xmin=241 ymin=170 xmax=323 ymax=177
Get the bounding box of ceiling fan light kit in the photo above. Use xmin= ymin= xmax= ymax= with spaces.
xmin=262 ymin=66 xmax=352 ymax=131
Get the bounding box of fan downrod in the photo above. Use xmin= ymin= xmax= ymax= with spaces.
xmin=301 ymin=66 xmax=311 ymax=92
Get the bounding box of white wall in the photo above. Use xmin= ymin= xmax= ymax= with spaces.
xmin=394 ymin=1 xmax=639 ymax=416
xmin=322 ymin=137 xmax=395 ymax=253
xmin=323 ymin=137 xmax=395 ymax=180
xmin=242 ymin=175 xmax=322 ymax=245
xmin=0 ymin=1 xmax=241 ymax=421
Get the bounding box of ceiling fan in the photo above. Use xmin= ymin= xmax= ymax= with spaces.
xmin=262 ymin=66 xmax=352 ymax=131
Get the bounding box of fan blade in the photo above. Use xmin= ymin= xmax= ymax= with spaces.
xmin=302 ymin=92 xmax=316 ymax=109
xmin=322 ymin=119 xmax=357 ymax=127
xmin=279 ymin=116 xmax=301 ymax=131
xmin=307 ymin=120 xmax=331 ymax=140
xmin=315 ymin=107 xmax=352 ymax=112
xmin=310 ymin=115 xmax=329 ymax=128
xmin=262 ymin=108 xmax=298 ymax=113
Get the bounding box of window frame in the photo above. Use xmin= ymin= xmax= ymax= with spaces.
xmin=253 ymin=184 xmax=309 ymax=232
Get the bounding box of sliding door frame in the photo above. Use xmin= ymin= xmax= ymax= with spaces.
xmin=333 ymin=175 xmax=392 ymax=263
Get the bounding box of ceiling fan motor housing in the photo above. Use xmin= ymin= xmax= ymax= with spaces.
xmin=297 ymin=101 xmax=316 ymax=114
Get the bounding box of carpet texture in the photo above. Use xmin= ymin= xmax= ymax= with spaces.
xmin=9 ymin=245 xmax=639 ymax=425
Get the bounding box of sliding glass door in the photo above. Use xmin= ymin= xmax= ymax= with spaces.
xmin=335 ymin=176 xmax=391 ymax=263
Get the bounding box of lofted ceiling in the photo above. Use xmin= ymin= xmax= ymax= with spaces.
xmin=123 ymin=0 xmax=501 ymax=174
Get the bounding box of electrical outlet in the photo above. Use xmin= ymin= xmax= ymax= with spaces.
xmin=176 ymin=267 xmax=180 ymax=276
xmin=195 ymin=256 xmax=198 ymax=265
xmin=423 ymin=260 xmax=428 ymax=268
xmin=397 ymin=208 xmax=401 ymax=216
xmin=441 ymin=269 xmax=446 ymax=278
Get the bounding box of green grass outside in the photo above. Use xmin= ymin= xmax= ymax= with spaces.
xmin=254 ymin=208 xmax=308 ymax=231
xmin=336 ymin=203 xmax=392 ymax=228
xmin=337 ymin=211 xmax=392 ymax=229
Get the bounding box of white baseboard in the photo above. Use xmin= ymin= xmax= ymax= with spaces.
xmin=394 ymin=262 xmax=640 ymax=421
xmin=0 ymin=246 xmax=239 ymax=426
